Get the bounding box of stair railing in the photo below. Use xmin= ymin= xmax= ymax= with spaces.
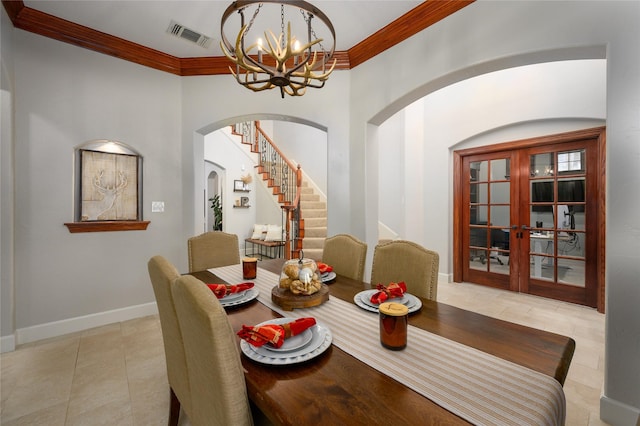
xmin=232 ymin=121 xmax=303 ymax=259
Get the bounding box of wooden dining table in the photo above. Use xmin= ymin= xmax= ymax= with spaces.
xmin=190 ymin=258 xmax=575 ymax=426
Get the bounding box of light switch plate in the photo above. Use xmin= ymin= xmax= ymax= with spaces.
xmin=152 ymin=201 xmax=164 ymax=213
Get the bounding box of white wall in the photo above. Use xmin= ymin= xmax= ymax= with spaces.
xmin=10 ymin=30 xmax=184 ymax=341
xmin=271 ymin=120 xmax=327 ymax=195
xmin=377 ymin=59 xmax=607 ymax=270
xmin=1 ymin=6 xmax=16 ymax=350
xmin=351 ymin=2 xmax=639 ymax=423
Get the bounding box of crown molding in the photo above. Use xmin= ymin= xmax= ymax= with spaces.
xmin=2 ymin=0 xmax=474 ymax=75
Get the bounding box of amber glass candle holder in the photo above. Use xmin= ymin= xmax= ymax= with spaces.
xmin=242 ymin=257 xmax=258 ymax=279
xmin=379 ymin=302 xmax=409 ymax=350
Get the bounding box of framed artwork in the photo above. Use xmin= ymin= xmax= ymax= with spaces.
xmin=241 ymin=196 xmax=250 ymax=207
xmin=80 ymin=150 xmax=139 ymax=221
xmin=234 ymin=180 xmax=247 ymax=191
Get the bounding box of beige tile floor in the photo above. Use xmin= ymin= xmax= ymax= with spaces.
xmin=1 ymin=280 xmax=608 ymax=425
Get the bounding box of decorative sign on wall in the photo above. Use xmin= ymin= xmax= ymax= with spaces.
xmin=80 ymin=150 xmax=138 ymax=221
xmin=65 ymin=140 xmax=149 ymax=233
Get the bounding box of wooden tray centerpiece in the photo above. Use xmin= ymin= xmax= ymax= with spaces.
xmin=272 ymin=256 xmax=329 ymax=311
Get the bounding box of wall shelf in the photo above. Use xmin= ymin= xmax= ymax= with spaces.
xmin=64 ymin=221 xmax=150 ymax=233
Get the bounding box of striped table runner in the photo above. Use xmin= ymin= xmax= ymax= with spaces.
xmin=211 ymin=265 xmax=566 ymax=426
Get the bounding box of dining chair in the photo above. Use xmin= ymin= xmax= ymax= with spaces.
xmin=321 ymin=234 xmax=368 ymax=281
xmin=147 ymin=255 xmax=192 ymax=426
xmin=171 ymin=275 xmax=253 ymax=426
xmin=187 ymin=231 xmax=241 ymax=273
xmin=370 ymin=240 xmax=440 ymax=300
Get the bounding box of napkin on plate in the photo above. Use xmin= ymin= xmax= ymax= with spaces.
xmin=207 ymin=282 xmax=254 ymax=299
xmin=317 ymin=262 xmax=333 ymax=274
xmin=370 ymin=281 xmax=407 ymax=304
xmin=237 ymin=317 xmax=317 ymax=348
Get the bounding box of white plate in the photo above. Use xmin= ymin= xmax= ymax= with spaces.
xmin=353 ymin=290 xmax=422 ymax=314
xmin=360 ymin=289 xmax=410 ymax=308
xmin=220 ymin=290 xmax=248 ymax=303
xmin=266 ymin=328 xmax=313 ymax=352
xmin=321 ymin=271 xmax=337 ymax=283
xmin=241 ymin=319 xmax=332 ymax=364
xmin=220 ymin=288 xmax=259 ymax=308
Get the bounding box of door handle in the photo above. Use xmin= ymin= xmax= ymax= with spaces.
xmin=521 ymin=225 xmax=530 ymax=230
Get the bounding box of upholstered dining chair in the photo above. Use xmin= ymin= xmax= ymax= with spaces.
xmin=187 ymin=231 xmax=241 ymax=273
xmin=321 ymin=234 xmax=368 ymax=281
xmin=147 ymin=255 xmax=192 ymax=426
xmin=171 ymin=275 xmax=253 ymax=426
xmin=370 ymin=240 xmax=440 ymax=300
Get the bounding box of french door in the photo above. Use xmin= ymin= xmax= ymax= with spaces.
xmin=453 ymin=128 xmax=605 ymax=310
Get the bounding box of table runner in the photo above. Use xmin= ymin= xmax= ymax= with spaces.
xmin=211 ymin=265 xmax=566 ymax=426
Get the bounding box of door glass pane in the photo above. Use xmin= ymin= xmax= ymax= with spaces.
xmin=530 ymin=153 xmax=555 ymax=177
xmin=469 ymin=249 xmax=489 ymax=271
xmin=471 ymin=160 xmax=488 ymax=181
xmin=490 ymin=182 xmax=509 ymax=204
xmin=557 ymin=258 xmax=585 ymax=287
xmin=490 ymin=158 xmax=510 ymax=180
xmin=470 ymin=205 xmax=488 ymax=225
xmin=557 ymin=149 xmax=585 ymax=173
xmin=558 ymin=231 xmax=584 ymax=259
xmin=490 ymin=206 xmax=510 ymax=228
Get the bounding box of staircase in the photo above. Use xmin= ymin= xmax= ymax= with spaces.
xmin=299 ymin=181 xmax=327 ymax=260
xmin=231 ymin=121 xmax=327 ymax=259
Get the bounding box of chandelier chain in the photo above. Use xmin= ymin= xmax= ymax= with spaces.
xmin=299 ymin=9 xmax=326 ymax=54
xmin=245 ymin=3 xmax=263 ymax=34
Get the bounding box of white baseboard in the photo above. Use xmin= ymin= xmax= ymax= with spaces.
xmin=11 ymin=302 xmax=158 ymax=349
xmin=601 ymin=395 xmax=640 ymax=426
xmin=1 ymin=334 xmax=16 ymax=353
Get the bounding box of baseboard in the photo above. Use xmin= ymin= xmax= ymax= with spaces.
xmin=13 ymin=302 xmax=158 ymax=348
xmin=601 ymin=395 xmax=640 ymax=426
xmin=1 ymin=334 xmax=16 ymax=353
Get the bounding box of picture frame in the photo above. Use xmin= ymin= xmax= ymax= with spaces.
xmin=79 ymin=149 xmax=140 ymax=221
xmin=241 ymin=196 xmax=250 ymax=207
xmin=234 ymin=180 xmax=246 ymax=191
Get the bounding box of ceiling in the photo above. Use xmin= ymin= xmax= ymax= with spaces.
xmin=5 ymin=1 xmax=474 ymax=75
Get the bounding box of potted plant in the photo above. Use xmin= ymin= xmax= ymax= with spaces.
xmin=209 ymin=194 xmax=222 ymax=231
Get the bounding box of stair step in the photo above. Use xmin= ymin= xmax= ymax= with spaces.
xmin=303 ymin=237 xmax=325 ymax=249
xmin=301 ymin=201 xmax=325 ymax=209
xmin=300 ymin=193 xmax=319 ymax=202
xmin=302 ymin=209 xmax=327 ymax=218
xmin=302 ymin=248 xmax=323 ymax=261
xmin=304 ymin=227 xmax=327 ymax=238
xmin=305 ymin=217 xmax=327 ymax=227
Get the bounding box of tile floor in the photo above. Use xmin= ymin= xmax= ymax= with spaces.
xmin=1 ymin=280 xmax=608 ymax=425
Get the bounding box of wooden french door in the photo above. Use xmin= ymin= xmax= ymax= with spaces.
xmin=454 ymin=128 xmax=605 ymax=311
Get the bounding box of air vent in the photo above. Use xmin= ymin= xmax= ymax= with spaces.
xmin=167 ymin=20 xmax=212 ymax=48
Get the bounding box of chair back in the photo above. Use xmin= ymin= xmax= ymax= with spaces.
xmin=370 ymin=240 xmax=439 ymax=300
xmin=188 ymin=231 xmax=240 ymax=272
xmin=171 ymin=275 xmax=253 ymax=426
xmin=321 ymin=234 xmax=368 ymax=281
xmin=147 ymin=255 xmax=192 ymax=418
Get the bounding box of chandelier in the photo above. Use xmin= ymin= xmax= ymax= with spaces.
xmin=220 ymin=1 xmax=336 ymax=98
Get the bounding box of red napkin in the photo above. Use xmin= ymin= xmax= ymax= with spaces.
xmin=207 ymin=282 xmax=254 ymax=299
xmin=370 ymin=281 xmax=407 ymax=304
xmin=237 ymin=317 xmax=317 ymax=348
xmin=317 ymin=262 xmax=333 ymax=274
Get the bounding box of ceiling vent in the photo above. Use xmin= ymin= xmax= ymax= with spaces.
xmin=167 ymin=20 xmax=212 ymax=48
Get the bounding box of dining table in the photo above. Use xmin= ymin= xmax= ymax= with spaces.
xmin=190 ymin=258 xmax=575 ymax=426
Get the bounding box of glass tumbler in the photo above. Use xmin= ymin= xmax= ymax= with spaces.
xmin=379 ymin=302 xmax=409 ymax=350
xmin=242 ymin=257 xmax=257 ymax=279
